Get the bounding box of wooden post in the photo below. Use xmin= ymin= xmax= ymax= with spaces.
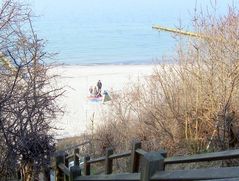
xmin=105 ymin=148 xmax=114 ymax=174
xmin=159 ymin=149 xmax=167 ymax=158
xmin=65 ymin=154 xmax=69 ymax=181
xmin=140 ymin=151 xmax=165 ymax=181
xmin=44 ymin=168 xmax=51 ymax=181
xmin=84 ymin=155 xmax=91 ymax=176
xmin=70 ymin=166 xmax=81 ymax=181
xmin=130 ymin=141 xmax=141 ymax=173
xmin=74 ymin=148 xmax=80 ymax=166
xmin=159 ymin=149 xmax=167 ymax=170
xmin=17 ymin=170 xmax=21 ymax=180
xmin=55 ymin=151 xmax=65 ymax=181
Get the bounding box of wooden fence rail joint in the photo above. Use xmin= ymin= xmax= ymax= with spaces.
xmin=55 ymin=151 xmax=67 ymax=181
xmin=131 ymin=141 xmax=142 ymax=173
xmin=105 ymin=148 xmax=114 ymax=174
xmin=74 ymin=148 xmax=80 ymax=166
xmin=84 ymin=155 xmax=91 ymax=176
xmin=140 ymin=151 xmax=165 ymax=181
xmin=70 ymin=165 xmax=81 ymax=181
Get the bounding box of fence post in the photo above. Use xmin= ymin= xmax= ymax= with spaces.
xmin=74 ymin=148 xmax=80 ymax=166
xmin=105 ymin=148 xmax=114 ymax=174
xmin=55 ymin=151 xmax=65 ymax=181
xmin=130 ymin=141 xmax=141 ymax=173
xmin=65 ymin=154 xmax=69 ymax=181
xmin=17 ymin=170 xmax=21 ymax=180
xmin=69 ymin=148 xmax=81 ymax=181
xmin=84 ymin=155 xmax=91 ymax=176
xmin=158 ymin=149 xmax=167 ymax=158
xmin=159 ymin=149 xmax=167 ymax=170
xmin=70 ymin=165 xmax=81 ymax=181
xmin=69 ymin=149 xmax=81 ymax=181
xmin=140 ymin=151 xmax=165 ymax=181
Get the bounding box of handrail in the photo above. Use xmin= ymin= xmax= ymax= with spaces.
xmin=86 ymin=148 xmax=239 ymax=165
xmin=66 ymin=154 xmax=74 ymax=160
xmin=82 ymin=141 xmax=143 ymax=176
xmin=58 ymin=163 xmax=70 ymax=176
xmin=75 ymin=173 xmax=140 ymax=181
xmin=76 ymin=153 xmax=80 ymax=158
xmin=53 ymin=140 xmax=239 ymax=181
xmin=136 ymin=149 xmax=147 ymax=156
xmin=86 ymin=149 xmax=143 ymax=165
xmin=151 ymin=167 xmax=239 ymax=180
xmin=109 ymin=151 xmax=131 ymax=159
xmin=164 ymin=149 xmax=239 ymax=164
xmin=87 ymin=156 xmax=105 ymax=164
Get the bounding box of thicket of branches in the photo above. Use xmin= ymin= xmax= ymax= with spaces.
xmin=0 ymin=0 xmax=62 ymax=180
xmin=88 ymin=4 xmax=239 ymax=157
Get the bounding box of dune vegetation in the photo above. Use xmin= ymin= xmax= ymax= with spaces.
xmin=83 ymin=4 xmax=239 ymax=158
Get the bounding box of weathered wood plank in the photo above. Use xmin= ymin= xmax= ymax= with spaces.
xmin=58 ymin=163 xmax=70 ymax=176
xmin=74 ymin=173 xmax=140 ymax=181
xmin=200 ymin=178 xmax=239 ymax=181
xmin=84 ymin=155 xmax=91 ymax=176
xmin=141 ymin=152 xmax=165 ymax=181
xmin=55 ymin=151 xmax=66 ymax=181
xmin=164 ymin=149 xmax=239 ymax=164
xmin=87 ymin=151 xmax=131 ymax=165
xmin=65 ymin=154 xmax=70 ymax=181
xmin=131 ymin=141 xmax=142 ymax=173
xmin=53 ymin=143 xmax=239 ymax=181
xmin=105 ymin=148 xmax=114 ymax=174
xmin=70 ymin=165 xmax=81 ymax=181
xmin=151 ymin=167 xmax=239 ymax=180
xmin=76 ymin=153 xmax=80 ymax=158
xmin=135 ymin=149 xmax=147 ymax=156
xmin=66 ymin=154 xmax=74 ymax=160
xmin=88 ymin=156 xmax=105 ymax=164
xmin=109 ymin=151 xmax=131 ymax=159
xmin=74 ymin=148 xmax=80 ymax=166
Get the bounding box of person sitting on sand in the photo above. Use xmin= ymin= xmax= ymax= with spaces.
xmin=93 ymin=86 xmax=98 ymax=97
xmin=89 ymin=86 xmax=93 ymax=95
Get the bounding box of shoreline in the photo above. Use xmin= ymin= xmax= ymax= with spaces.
xmin=53 ymin=62 xmax=157 ymax=67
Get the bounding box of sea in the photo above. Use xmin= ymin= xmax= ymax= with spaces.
xmin=29 ymin=0 xmax=234 ymax=65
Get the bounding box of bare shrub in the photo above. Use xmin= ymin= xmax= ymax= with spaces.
xmin=0 ymin=0 xmax=63 ymax=180
xmin=90 ymin=4 xmax=239 ymax=156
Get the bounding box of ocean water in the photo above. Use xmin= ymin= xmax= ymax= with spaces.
xmin=30 ymin=0 xmax=234 ymax=65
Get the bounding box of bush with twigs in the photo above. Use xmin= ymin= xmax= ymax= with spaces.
xmin=88 ymin=4 xmax=239 ymax=157
xmin=0 ymin=0 xmax=63 ymax=180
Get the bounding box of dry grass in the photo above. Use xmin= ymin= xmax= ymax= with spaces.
xmin=81 ymin=4 xmax=239 ymax=159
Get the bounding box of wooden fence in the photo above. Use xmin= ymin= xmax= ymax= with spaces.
xmin=53 ymin=141 xmax=239 ymax=181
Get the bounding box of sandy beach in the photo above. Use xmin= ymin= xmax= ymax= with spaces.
xmin=50 ymin=64 xmax=155 ymax=137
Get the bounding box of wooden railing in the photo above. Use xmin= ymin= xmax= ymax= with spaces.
xmin=53 ymin=141 xmax=239 ymax=181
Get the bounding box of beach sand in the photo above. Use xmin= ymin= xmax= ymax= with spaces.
xmin=50 ymin=64 xmax=155 ymax=137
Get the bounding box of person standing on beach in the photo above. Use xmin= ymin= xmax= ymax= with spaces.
xmin=97 ymin=80 xmax=102 ymax=96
